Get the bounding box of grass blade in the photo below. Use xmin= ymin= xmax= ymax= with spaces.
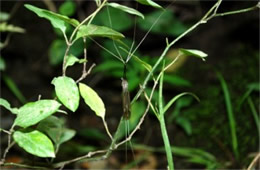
xmin=216 ymin=72 xmax=238 ymax=159
xmin=247 ymin=96 xmax=260 ymax=136
xmin=2 ymin=74 xmax=26 ymax=104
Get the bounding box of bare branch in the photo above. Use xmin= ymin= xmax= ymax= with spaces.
xmin=76 ymin=63 xmax=96 ymax=83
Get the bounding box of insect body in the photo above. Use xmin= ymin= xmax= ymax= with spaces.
xmin=121 ymin=78 xmax=131 ymax=119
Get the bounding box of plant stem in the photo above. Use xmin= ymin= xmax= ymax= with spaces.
xmin=62 ymin=0 xmax=107 ymax=76
xmin=131 ymin=9 xmax=209 ymax=104
xmin=62 ymin=44 xmax=71 ymax=76
xmin=216 ymin=72 xmax=238 ymax=159
xmin=247 ymin=96 xmax=260 ymax=136
xmin=131 ymin=0 xmax=259 ymax=104
xmin=69 ymin=0 xmax=107 ymax=42
xmin=215 ymin=5 xmax=258 ymax=17
xmin=247 ymin=153 xmax=260 ymax=170
xmin=159 ymin=115 xmax=174 ymax=170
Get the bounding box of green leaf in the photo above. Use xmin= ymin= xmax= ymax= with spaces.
xmin=167 ymin=96 xmax=193 ymax=123
xmin=0 ymin=57 xmax=6 ymax=71
xmin=2 ymin=74 xmax=26 ymax=104
xmin=163 ymin=92 xmax=199 ymax=114
xmin=163 ymin=74 xmax=191 ymax=87
xmin=65 ymin=54 xmax=87 ymax=69
xmin=58 ymin=129 xmax=76 ymax=145
xmin=94 ymin=60 xmax=123 ymax=72
xmin=0 ymin=22 xmax=25 ymax=33
xmin=75 ymin=24 xmax=125 ymax=41
xmin=216 ymin=72 xmax=238 ymax=158
xmin=137 ymin=9 xmax=187 ymax=36
xmin=238 ymin=82 xmax=260 ymax=109
xmin=14 ymin=100 xmax=61 ymax=128
xmin=247 ymin=82 xmax=260 ymax=91
xmin=79 ymin=83 xmax=105 ymax=119
xmin=37 ymin=116 xmax=63 ymax=143
xmin=179 ymin=48 xmax=208 ymax=61
xmin=176 ymin=116 xmax=192 ymax=135
xmin=132 ymin=55 xmax=152 ymax=72
xmin=52 ymin=76 xmax=79 ymax=112
xmin=78 ymin=128 xmax=106 ymax=140
xmin=107 ymin=2 xmax=144 ymax=19
xmin=0 ymin=12 xmax=10 ymax=22
xmin=13 ymin=130 xmax=55 ymax=158
xmin=92 ymin=6 xmax=133 ymax=32
xmin=117 ymin=101 xmax=146 ymax=140
xmin=49 ymin=39 xmax=84 ymax=66
xmin=136 ymin=0 xmax=162 ymax=9
xmin=65 ymin=54 xmax=79 ymax=68
xmin=49 ymin=39 xmax=66 ymax=65
xmin=0 ymin=98 xmax=19 ymax=114
xmin=37 ymin=116 xmax=76 ymax=146
xmin=59 ymin=0 xmax=76 ymax=17
xmin=24 ymin=4 xmax=79 ymax=33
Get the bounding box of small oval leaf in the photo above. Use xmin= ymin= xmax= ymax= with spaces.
xmin=107 ymin=2 xmax=145 ymax=19
xmin=76 ymin=24 xmax=125 ymax=41
xmin=13 ymin=130 xmax=55 ymax=158
xmin=14 ymin=100 xmax=61 ymax=128
xmin=136 ymin=0 xmax=163 ymax=9
xmin=79 ymin=83 xmax=105 ymax=119
xmin=179 ymin=48 xmax=208 ymax=61
xmin=65 ymin=54 xmax=87 ymax=69
xmin=52 ymin=76 xmax=79 ymax=112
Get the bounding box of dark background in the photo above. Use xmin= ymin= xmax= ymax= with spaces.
xmin=1 ymin=0 xmax=259 ymax=169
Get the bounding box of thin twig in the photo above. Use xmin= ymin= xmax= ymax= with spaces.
xmin=247 ymin=153 xmax=260 ymax=170
xmin=76 ymin=63 xmax=96 ymax=83
xmin=0 ymin=162 xmax=49 ymax=169
xmin=53 ymin=149 xmax=107 ymax=168
xmin=76 ymin=37 xmax=91 ymax=83
xmin=1 ymin=124 xmax=15 ymax=162
xmin=1 ymin=129 xmax=11 ymax=135
xmin=62 ymin=0 xmax=107 ymax=76
xmin=131 ymin=0 xmax=223 ymax=104
xmin=215 ymin=5 xmax=258 ymax=17
xmin=87 ymin=36 xmax=124 ymax=63
xmin=102 ymin=118 xmax=113 ymax=141
xmin=1 ymin=141 xmax=15 ymax=163
xmin=69 ymin=0 xmax=107 ymax=43
xmin=62 ymin=44 xmax=72 ymax=76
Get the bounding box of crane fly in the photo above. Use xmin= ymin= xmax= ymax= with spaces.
xmin=122 ymin=78 xmax=131 ymax=119
xmin=122 ymin=64 xmax=131 ymax=119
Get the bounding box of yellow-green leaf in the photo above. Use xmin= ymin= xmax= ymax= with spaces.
xmin=179 ymin=48 xmax=208 ymax=61
xmin=79 ymin=83 xmax=105 ymax=119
